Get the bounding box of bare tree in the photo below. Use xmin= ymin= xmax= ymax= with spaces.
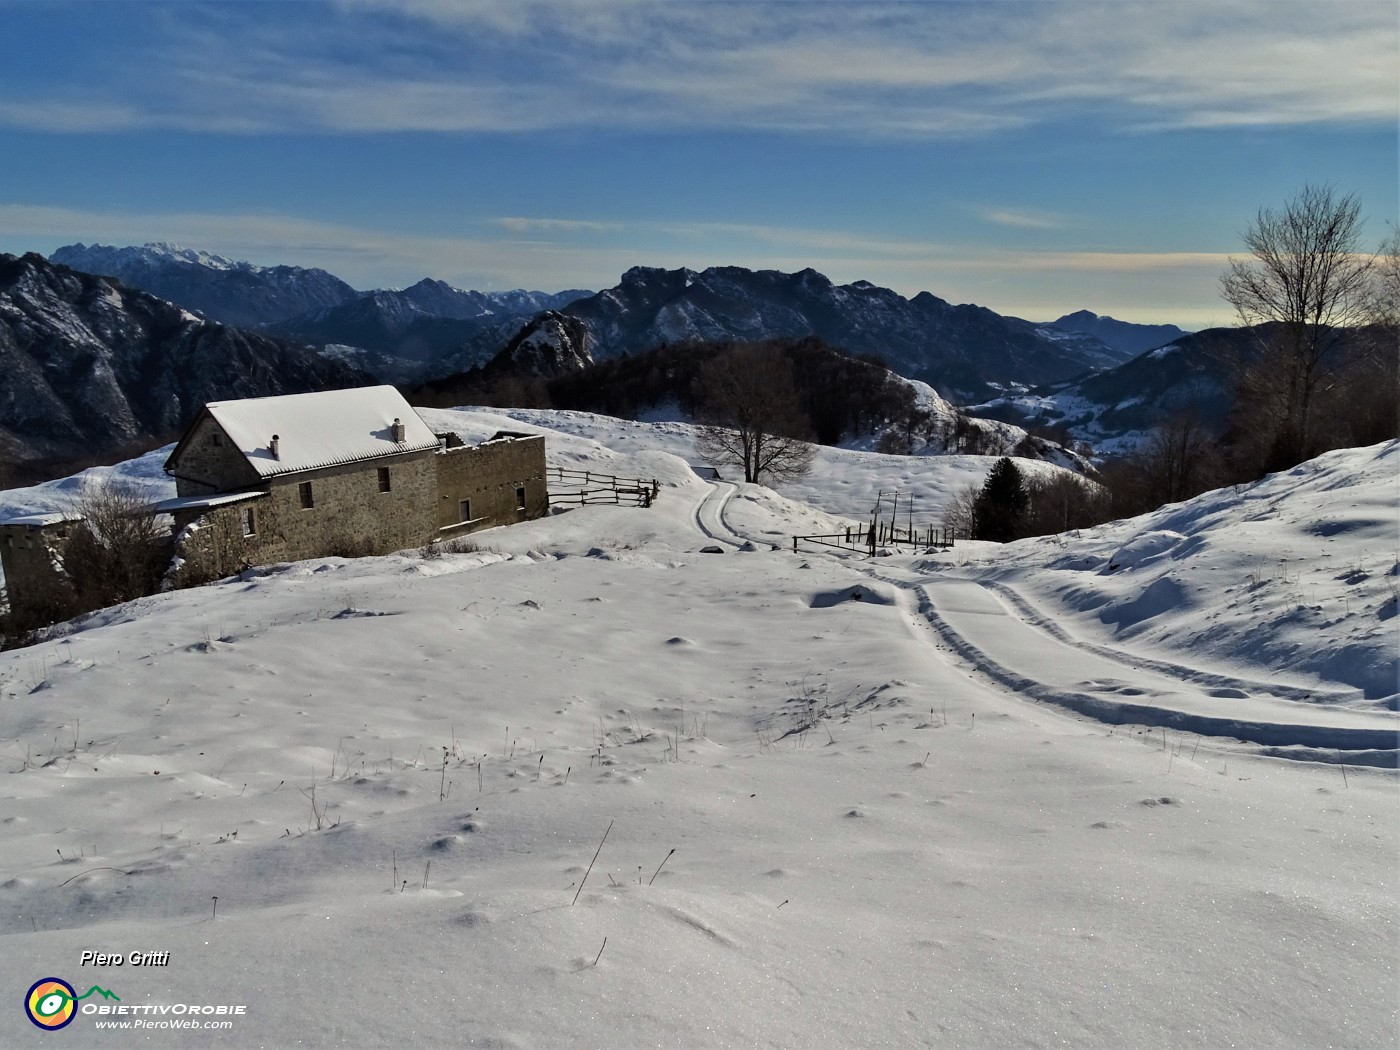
xmin=1137 ymin=411 xmax=1219 ymax=506
xmin=63 ymin=480 xmax=171 ymax=611
xmin=1023 ymin=472 xmax=1111 ymax=536
xmin=1371 ymin=229 xmax=1400 ymax=330
xmin=941 ymin=483 xmax=981 ymax=539
xmin=1220 ymin=184 xmax=1378 ymax=471
xmin=694 ymin=343 xmax=814 ymax=484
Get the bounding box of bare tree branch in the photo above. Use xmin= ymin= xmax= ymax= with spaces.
xmin=693 ymin=343 xmax=815 ymax=484
xmin=1219 ymin=184 xmax=1381 ymax=470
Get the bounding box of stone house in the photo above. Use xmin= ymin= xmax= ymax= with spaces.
xmin=157 ymin=386 xmax=547 ymax=582
xmin=1 ymin=387 xmax=547 ymax=618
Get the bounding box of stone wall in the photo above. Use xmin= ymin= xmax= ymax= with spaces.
xmin=170 ymin=416 xmax=259 ymax=497
xmin=170 ymin=451 xmax=439 ymax=583
xmin=0 ymin=520 xmax=79 ymax=624
xmin=435 ymin=435 xmax=547 ymax=533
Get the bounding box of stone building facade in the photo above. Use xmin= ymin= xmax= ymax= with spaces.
xmin=158 ymin=387 xmax=547 ymax=584
xmin=2 ymin=387 xmax=548 ymax=619
xmin=0 ymin=514 xmax=82 ymax=624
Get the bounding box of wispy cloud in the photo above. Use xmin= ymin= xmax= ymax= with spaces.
xmin=978 ymin=208 xmax=1068 ymax=231
xmin=491 ymin=217 xmax=624 ymax=234
xmin=1 ymin=1 xmax=1393 ymax=137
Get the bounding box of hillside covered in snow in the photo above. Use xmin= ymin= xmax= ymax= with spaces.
xmin=0 ymin=411 xmax=1395 ymax=1048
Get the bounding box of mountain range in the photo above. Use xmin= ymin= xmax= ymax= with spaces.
xmin=436 ymin=265 xmax=1143 ymax=400
xmin=16 ymin=241 xmax=1214 ymax=472
xmin=48 ymin=244 xmax=1178 ymax=400
xmin=268 ymin=282 xmax=589 ymax=379
xmin=50 ymin=242 xmax=360 ymax=329
xmin=0 ymin=253 xmax=370 ymax=476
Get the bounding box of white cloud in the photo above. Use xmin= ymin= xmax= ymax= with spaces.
xmin=0 ymin=1 xmax=1393 ymax=137
xmin=491 ymin=217 xmax=624 ymax=234
xmin=977 ymin=208 xmax=1068 ymax=231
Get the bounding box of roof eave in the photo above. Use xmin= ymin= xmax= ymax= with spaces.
xmin=251 ymin=442 xmax=442 ymax=481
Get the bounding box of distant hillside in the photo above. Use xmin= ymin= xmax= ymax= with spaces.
xmin=1045 ymin=310 xmax=1186 ymax=356
xmin=973 ymin=327 xmax=1252 ymax=450
xmin=50 ymin=242 xmax=360 ymax=328
xmin=0 ymin=253 xmax=371 ymax=477
xmin=413 ymin=335 xmax=1088 ymax=472
xmin=976 ymin=322 xmax=1395 ymax=456
xmin=268 ymin=282 xmax=589 ymax=371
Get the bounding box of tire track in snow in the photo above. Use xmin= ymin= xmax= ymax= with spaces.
xmin=693 ymin=481 xmax=745 ymax=548
xmin=977 ymin=579 xmax=1359 ymax=706
xmin=826 ymin=555 xmax=1397 ymax=763
xmin=907 ymin=580 xmax=1396 ymax=758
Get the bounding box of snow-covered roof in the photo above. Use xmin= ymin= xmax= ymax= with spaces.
xmin=152 ymin=491 xmax=266 ymax=514
xmin=199 ymin=386 xmax=441 ymax=479
xmin=0 ymin=512 xmax=82 ymax=527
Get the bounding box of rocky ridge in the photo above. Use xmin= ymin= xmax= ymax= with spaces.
xmin=0 ymin=253 xmax=370 ymax=470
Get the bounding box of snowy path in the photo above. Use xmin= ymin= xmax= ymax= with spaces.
xmin=913 ymin=578 xmax=1397 ymax=758
xmin=777 ymin=525 xmax=1397 ymax=761
xmin=692 ymin=480 xmax=745 ymax=548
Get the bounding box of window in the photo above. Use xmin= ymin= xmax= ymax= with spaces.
xmin=207 ymin=431 xmax=222 ymax=448
xmin=378 ymin=467 xmax=391 ymax=493
xmin=242 ymin=508 xmax=256 ymax=537
xmin=516 ymin=485 xmax=527 ymax=511
xmin=458 ymin=499 xmax=471 ymax=522
xmin=298 ymin=482 xmax=314 ymax=509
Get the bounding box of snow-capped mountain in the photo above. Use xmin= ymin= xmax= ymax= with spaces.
xmin=49 ymin=242 xmax=360 ymax=328
xmin=1044 ymin=310 xmax=1187 ymax=357
xmin=0 ymin=253 xmax=370 ymax=471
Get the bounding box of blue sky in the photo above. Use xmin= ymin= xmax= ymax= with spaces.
xmin=0 ymin=0 xmax=1395 ymax=329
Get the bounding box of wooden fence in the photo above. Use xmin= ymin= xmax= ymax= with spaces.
xmin=792 ymin=521 xmax=957 ymax=554
xmin=547 ymin=467 xmax=660 ymax=508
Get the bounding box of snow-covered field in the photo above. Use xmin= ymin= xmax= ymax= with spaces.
xmin=1 ymin=410 xmax=1396 ymax=1048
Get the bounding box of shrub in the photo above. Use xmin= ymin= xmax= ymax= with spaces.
xmin=63 ymin=481 xmax=170 ymax=610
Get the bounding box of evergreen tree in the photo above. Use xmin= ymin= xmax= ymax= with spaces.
xmin=973 ymin=458 xmax=1029 ymax=542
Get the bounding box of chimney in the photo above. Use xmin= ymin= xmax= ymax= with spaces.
xmin=391 ymin=418 xmax=406 ymax=443
xmin=269 ymin=434 xmax=280 ymax=459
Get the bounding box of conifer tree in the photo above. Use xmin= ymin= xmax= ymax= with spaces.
xmin=973 ymin=457 xmax=1028 ymax=542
